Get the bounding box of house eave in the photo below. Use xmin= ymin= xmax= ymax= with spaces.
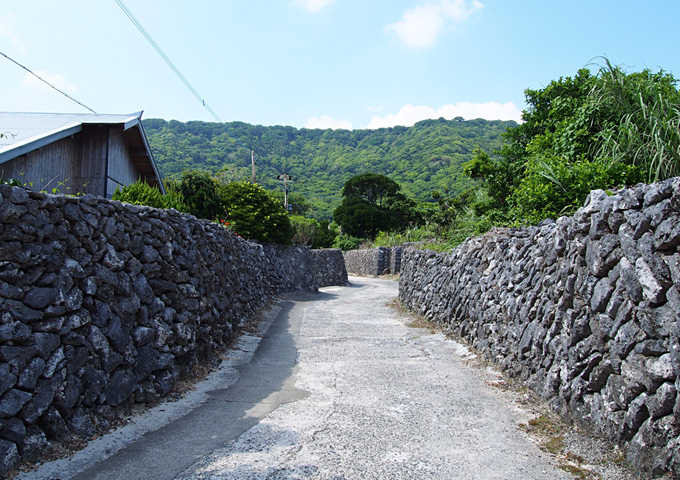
xmin=0 ymin=123 xmax=83 ymax=166
xmin=120 ymin=114 xmax=165 ymax=195
xmin=0 ymin=111 xmax=165 ymax=195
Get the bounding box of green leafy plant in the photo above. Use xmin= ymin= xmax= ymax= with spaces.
xmin=459 ymin=59 xmax=678 ymax=228
xmin=217 ymin=180 xmax=294 ymax=244
xmin=289 ymin=216 xmax=339 ymax=248
xmin=332 ymin=234 xmax=363 ymax=251
xmin=290 ymin=215 xmax=318 ymax=246
xmin=113 ymin=179 xmax=187 ymax=211
xmin=178 ymin=170 xmax=222 ymax=219
xmin=592 ymin=59 xmax=680 ymax=182
xmin=333 ymin=173 xmax=421 ymax=239
xmin=312 ymin=220 xmax=339 ymax=249
xmin=0 ymin=178 xmax=24 ymax=187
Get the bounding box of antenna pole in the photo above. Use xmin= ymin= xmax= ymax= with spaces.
xmin=278 ymin=173 xmax=293 ymax=210
xmin=251 ymin=150 xmax=256 ymax=184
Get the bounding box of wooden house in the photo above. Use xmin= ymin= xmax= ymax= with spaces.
xmin=0 ymin=112 xmax=164 ymax=197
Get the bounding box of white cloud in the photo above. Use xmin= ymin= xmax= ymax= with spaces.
xmin=366 ymin=101 xmax=521 ymax=129
xmin=291 ymin=0 xmax=334 ymax=12
xmin=21 ymin=71 xmax=78 ymax=95
xmin=385 ymin=0 xmax=483 ymax=48
xmin=0 ymin=14 xmax=25 ymax=50
xmin=305 ymin=115 xmax=353 ymax=130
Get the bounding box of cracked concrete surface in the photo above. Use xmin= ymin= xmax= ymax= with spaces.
xmin=25 ymin=276 xmax=572 ymax=480
xmin=177 ymin=277 xmax=570 ymax=479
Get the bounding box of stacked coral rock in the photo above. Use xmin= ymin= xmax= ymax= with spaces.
xmin=400 ymin=178 xmax=680 ymax=478
xmin=0 ymin=185 xmax=346 ymax=475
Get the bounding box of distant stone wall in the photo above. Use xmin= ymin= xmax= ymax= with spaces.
xmin=390 ymin=247 xmax=402 ymax=275
xmin=344 ymin=247 xmax=401 ymax=276
xmin=310 ymin=249 xmax=349 ymax=287
xmin=0 ymin=185 xmax=347 ymax=475
xmin=399 ymin=178 xmax=680 ymax=478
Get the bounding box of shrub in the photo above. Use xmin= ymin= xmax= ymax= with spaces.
xmin=217 ymin=181 xmax=294 ymax=244
xmin=332 ymin=234 xmax=363 ymax=251
xmin=313 ymin=220 xmax=339 ymax=249
xmin=178 ymin=170 xmax=221 ymax=220
xmin=112 ymin=179 xmax=187 ymax=211
xmin=290 ymin=215 xmax=320 ymax=246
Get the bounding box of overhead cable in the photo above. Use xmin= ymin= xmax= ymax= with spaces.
xmin=0 ymin=50 xmax=97 ymax=114
xmin=115 ymin=0 xmax=222 ymax=123
xmin=115 ymin=1 xmax=277 ymax=177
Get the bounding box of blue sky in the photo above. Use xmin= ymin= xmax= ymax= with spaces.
xmin=1 ymin=1 xmax=678 ymax=130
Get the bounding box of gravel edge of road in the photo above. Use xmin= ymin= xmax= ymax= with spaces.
xmin=390 ymin=298 xmax=652 ymax=480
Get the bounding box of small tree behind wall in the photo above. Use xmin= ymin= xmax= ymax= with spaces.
xmin=218 ymin=181 xmax=294 ymax=244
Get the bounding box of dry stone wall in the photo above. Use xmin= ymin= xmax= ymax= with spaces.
xmin=0 ymin=185 xmax=346 ymax=475
xmin=343 ymin=247 xmax=402 ymax=276
xmin=399 ymin=178 xmax=680 ymax=478
xmin=310 ymin=249 xmax=349 ymax=287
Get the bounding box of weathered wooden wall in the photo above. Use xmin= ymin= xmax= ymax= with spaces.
xmin=1 ymin=125 xmax=142 ymax=198
xmin=73 ymin=125 xmax=107 ymax=196
xmin=0 ymin=136 xmax=80 ymax=194
xmin=106 ymin=127 xmax=140 ymax=196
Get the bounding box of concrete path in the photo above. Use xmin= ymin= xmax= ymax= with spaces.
xmin=24 ymin=276 xmax=570 ymax=480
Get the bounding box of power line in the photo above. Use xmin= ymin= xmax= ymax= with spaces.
xmin=115 ymin=0 xmax=222 ymax=123
xmin=114 ymin=1 xmax=280 ymax=180
xmin=0 ymin=50 xmax=97 ymax=114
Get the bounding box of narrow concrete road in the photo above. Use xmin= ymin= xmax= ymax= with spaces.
xmin=25 ymin=276 xmax=570 ymax=480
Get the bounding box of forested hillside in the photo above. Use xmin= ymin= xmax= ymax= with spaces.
xmin=143 ymin=117 xmax=516 ymax=219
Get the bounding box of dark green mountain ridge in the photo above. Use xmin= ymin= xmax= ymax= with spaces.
xmin=143 ymin=117 xmax=517 ymax=219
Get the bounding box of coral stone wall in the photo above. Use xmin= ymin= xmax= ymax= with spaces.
xmin=310 ymin=249 xmax=349 ymax=287
xmin=399 ymin=178 xmax=680 ymax=478
xmin=343 ymin=247 xmax=396 ymax=276
xmin=0 ymin=185 xmax=346 ymax=474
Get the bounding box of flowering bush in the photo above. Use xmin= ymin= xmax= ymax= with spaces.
xmin=219 ymin=218 xmax=242 ymax=238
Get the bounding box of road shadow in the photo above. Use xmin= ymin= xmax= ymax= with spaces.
xmin=69 ymin=290 xmax=332 ymax=480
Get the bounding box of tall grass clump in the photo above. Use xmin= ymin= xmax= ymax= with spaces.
xmin=593 ymin=59 xmax=680 ymax=182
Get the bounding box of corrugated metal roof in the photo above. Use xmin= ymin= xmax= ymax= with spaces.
xmin=0 ymin=111 xmax=164 ymax=194
xmin=0 ymin=112 xmax=143 ymax=159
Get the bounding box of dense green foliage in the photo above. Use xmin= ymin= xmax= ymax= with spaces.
xmin=459 ymin=61 xmax=680 ymax=226
xmin=217 ymin=181 xmax=294 ymax=244
xmin=289 ymin=216 xmax=339 ymax=248
xmin=594 ymin=62 xmax=680 ymax=182
xmin=114 ymin=173 xmax=293 ymax=245
xmin=111 ymin=179 xmax=187 ymax=211
xmin=140 ymin=60 xmax=678 ymax=252
xmin=289 ymin=215 xmax=317 ymax=246
xmin=332 ymin=234 xmax=363 ymax=251
xmin=313 ymin=220 xmax=339 ymax=248
xmin=333 ymin=173 xmax=420 ymax=239
xmin=341 ymin=172 xmax=400 ymax=205
xmin=143 ymin=117 xmax=514 ymax=219
xmin=178 ymin=170 xmax=222 ymax=220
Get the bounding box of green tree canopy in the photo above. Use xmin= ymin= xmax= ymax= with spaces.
xmin=218 ymin=181 xmax=294 ymax=244
xmin=143 ymin=117 xmax=514 ymax=219
xmin=464 ymin=60 xmax=679 ymax=224
xmin=333 ymin=196 xmax=392 ymax=239
xmin=333 ymin=173 xmax=420 ymax=239
xmin=179 ymin=170 xmax=222 ymax=220
xmin=341 ymin=172 xmax=400 ymax=206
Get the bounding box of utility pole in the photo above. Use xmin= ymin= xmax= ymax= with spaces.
xmin=250 ymin=150 xmax=256 ymax=184
xmin=278 ymin=173 xmax=292 ymax=211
